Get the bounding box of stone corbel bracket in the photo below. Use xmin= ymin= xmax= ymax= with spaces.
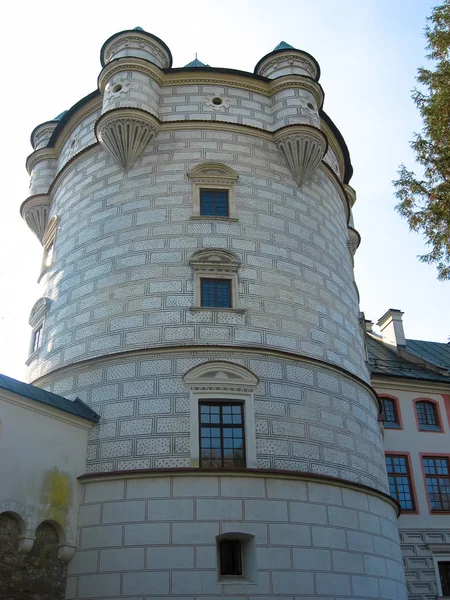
xmin=95 ymin=107 xmax=160 ymax=172
xmin=20 ymin=194 xmax=52 ymax=243
xmin=347 ymin=226 xmax=361 ymax=257
xmin=274 ymin=124 xmax=328 ymax=187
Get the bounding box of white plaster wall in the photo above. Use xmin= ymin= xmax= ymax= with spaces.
xmin=0 ymin=389 xmax=91 ymax=544
xmin=377 ymin=385 xmax=450 ymax=600
xmin=66 ymin=473 xmax=407 ymax=600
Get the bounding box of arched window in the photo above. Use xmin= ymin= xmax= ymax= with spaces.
xmin=381 ymin=396 xmax=400 ymax=429
xmin=415 ymin=400 xmax=441 ymax=432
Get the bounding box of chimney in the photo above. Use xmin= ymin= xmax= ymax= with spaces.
xmin=364 ymin=319 xmax=374 ymax=334
xmin=377 ymin=309 xmax=406 ymax=348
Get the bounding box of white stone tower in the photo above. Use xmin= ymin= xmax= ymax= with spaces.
xmin=21 ymin=28 xmax=407 ymax=600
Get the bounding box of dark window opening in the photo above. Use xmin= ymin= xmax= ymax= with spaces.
xmin=200 ymin=402 xmax=245 ymax=469
xmin=219 ymin=540 xmax=242 ymax=576
xmin=439 ymin=561 xmax=450 ymax=596
xmin=32 ymin=325 xmax=43 ymax=353
xmin=382 ymin=397 xmax=400 ymax=428
xmin=423 ymin=456 xmax=450 ymax=511
xmin=201 ymin=278 xmax=231 ymax=308
xmin=416 ymin=401 xmax=440 ymax=431
xmin=200 ymin=189 xmax=229 ymax=217
xmin=385 ymin=455 xmax=415 ymax=511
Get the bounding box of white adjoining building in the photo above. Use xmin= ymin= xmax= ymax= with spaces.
xmin=0 ymin=26 xmax=449 ymax=600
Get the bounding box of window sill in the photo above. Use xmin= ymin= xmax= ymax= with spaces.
xmin=218 ymin=577 xmax=256 ymax=586
xmin=25 ymin=348 xmax=40 ymax=365
xmin=190 ymin=216 xmax=238 ymax=222
xmin=190 ymin=307 xmax=246 ymax=314
xmin=384 ymin=423 xmax=401 ymax=429
xmin=418 ymin=427 xmax=442 ymax=432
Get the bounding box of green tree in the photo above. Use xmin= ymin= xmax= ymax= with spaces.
xmin=394 ymin=1 xmax=450 ymax=280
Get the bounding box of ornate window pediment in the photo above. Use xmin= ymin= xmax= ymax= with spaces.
xmin=187 ymin=163 xmax=238 ymax=220
xmin=184 ymin=361 xmax=258 ymax=393
xmin=189 ymin=249 xmax=241 ymax=309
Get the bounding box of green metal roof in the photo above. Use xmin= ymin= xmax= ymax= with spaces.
xmin=133 ymin=26 xmax=145 ymax=31
xmin=405 ymin=339 xmax=450 ymax=371
xmin=53 ymin=111 xmax=67 ymax=121
xmin=273 ymin=41 xmax=295 ymax=51
xmin=367 ymin=336 xmax=450 ymax=383
xmin=0 ymin=373 xmax=99 ymax=422
xmin=184 ymin=57 xmax=207 ymax=68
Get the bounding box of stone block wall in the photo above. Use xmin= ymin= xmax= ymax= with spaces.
xmin=65 ymin=473 xmax=406 ymax=600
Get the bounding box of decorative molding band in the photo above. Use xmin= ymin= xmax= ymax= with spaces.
xmin=344 ymin=184 xmax=357 ymax=207
xmin=20 ymin=195 xmax=52 ymax=243
xmin=95 ymin=108 xmax=160 ymax=171
xmin=26 ymin=149 xmax=58 ymax=175
xmin=274 ymin=125 xmax=328 ymax=186
xmin=187 ymin=162 xmax=239 ymax=182
xmin=77 ymin=468 xmax=401 ymax=517
xmin=32 ymin=344 xmax=380 ymax=413
xmin=98 ymin=57 xmax=324 ymax=104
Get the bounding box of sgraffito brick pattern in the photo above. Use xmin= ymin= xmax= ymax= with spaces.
xmin=37 ymin=350 xmax=386 ymax=492
xmin=27 ymin=124 xmax=366 ymax=385
xmin=64 ymin=474 xmax=406 ymax=600
xmin=0 ymin=514 xmax=67 ymax=600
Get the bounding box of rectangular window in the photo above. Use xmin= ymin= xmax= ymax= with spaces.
xmin=201 ymin=278 xmax=231 ymax=308
xmin=32 ymin=325 xmax=43 ymax=353
xmin=385 ymin=455 xmax=415 ymax=511
xmin=219 ymin=540 xmax=242 ymax=576
xmin=423 ymin=456 xmax=450 ymax=511
xmin=416 ymin=401 xmax=440 ymax=431
xmin=382 ymin=397 xmax=400 ymax=428
xmin=199 ymin=402 xmax=245 ymax=469
xmin=200 ymin=190 xmax=229 ymax=217
xmin=439 ymin=561 xmax=450 ymax=596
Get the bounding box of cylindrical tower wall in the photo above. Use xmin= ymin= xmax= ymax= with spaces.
xmin=22 ymin=32 xmax=406 ymax=600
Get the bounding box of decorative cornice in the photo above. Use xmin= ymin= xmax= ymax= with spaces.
xmin=274 ymin=124 xmax=328 ymax=187
xmin=187 ymin=162 xmax=239 ymax=182
xmin=31 ymin=344 xmax=379 ymax=412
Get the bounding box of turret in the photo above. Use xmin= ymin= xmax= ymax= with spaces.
xmin=95 ymin=28 xmax=171 ymax=171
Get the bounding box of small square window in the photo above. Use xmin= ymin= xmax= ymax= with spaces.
xmin=200 ymin=190 xmax=229 ymax=217
xmin=219 ymin=540 xmax=242 ymax=576
xmin=201 ymin=278 xmax=232 ymax=308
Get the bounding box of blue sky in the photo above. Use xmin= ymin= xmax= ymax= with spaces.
xmin=0 ymin=0 xmax=447 ymax=381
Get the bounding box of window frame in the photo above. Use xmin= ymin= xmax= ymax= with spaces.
xmin=200 ymin=188 xmax=229 ymax=218
xmin=39 ymin=215 xmax=58 ymax=280
xmin=421 ymin=454 xmax=450 ymax=514
xmin=216 ymin=533 xmax=256 ymax=584
xmin=200 ymin=278 xmax=232 ymax=309
xmin=385 ymin=452 xmax=417 ymax=513
xmin=414 ymin=398 xmax=443 ymax=433
xmin=188 ymin=163 xmax=238 ymax=221
xmin=381 ymin=395 xmax=402 ymax=429
xmin=183 ymin=361 xmax=258 ymax=469
xmin=199 ymin=401 xmax=246 ymax=469
xmin=189 ymin=249 xmax=242 ymax=312
xmin=27 ymin=297 xmax=50 ymax=360
xmin=431 ymin=553 xmax=450 ymax=598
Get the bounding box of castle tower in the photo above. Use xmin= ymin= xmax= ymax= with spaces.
xmin=22 ymin=27 xmax=407 ymax=599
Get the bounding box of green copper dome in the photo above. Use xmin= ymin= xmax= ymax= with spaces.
xmin=273 ymin=41 xmax=295 ymax=51
xmin=184 ymin=57 xmax=207 ymax=68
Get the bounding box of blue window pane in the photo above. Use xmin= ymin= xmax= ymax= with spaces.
xmin=200 ymin=190 xmax=229 ymax=217
xmin=201 ymin=279 xmax=231 ymax=308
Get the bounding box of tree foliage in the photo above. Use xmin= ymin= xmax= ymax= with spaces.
xmin=394 ymin=1 xmax=450 ymax=280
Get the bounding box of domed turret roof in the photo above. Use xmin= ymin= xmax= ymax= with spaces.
xmin=183 ymin=57 xmax=207 ymax=68
xmin=272 ymin=41 xmax=294 ymax=51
